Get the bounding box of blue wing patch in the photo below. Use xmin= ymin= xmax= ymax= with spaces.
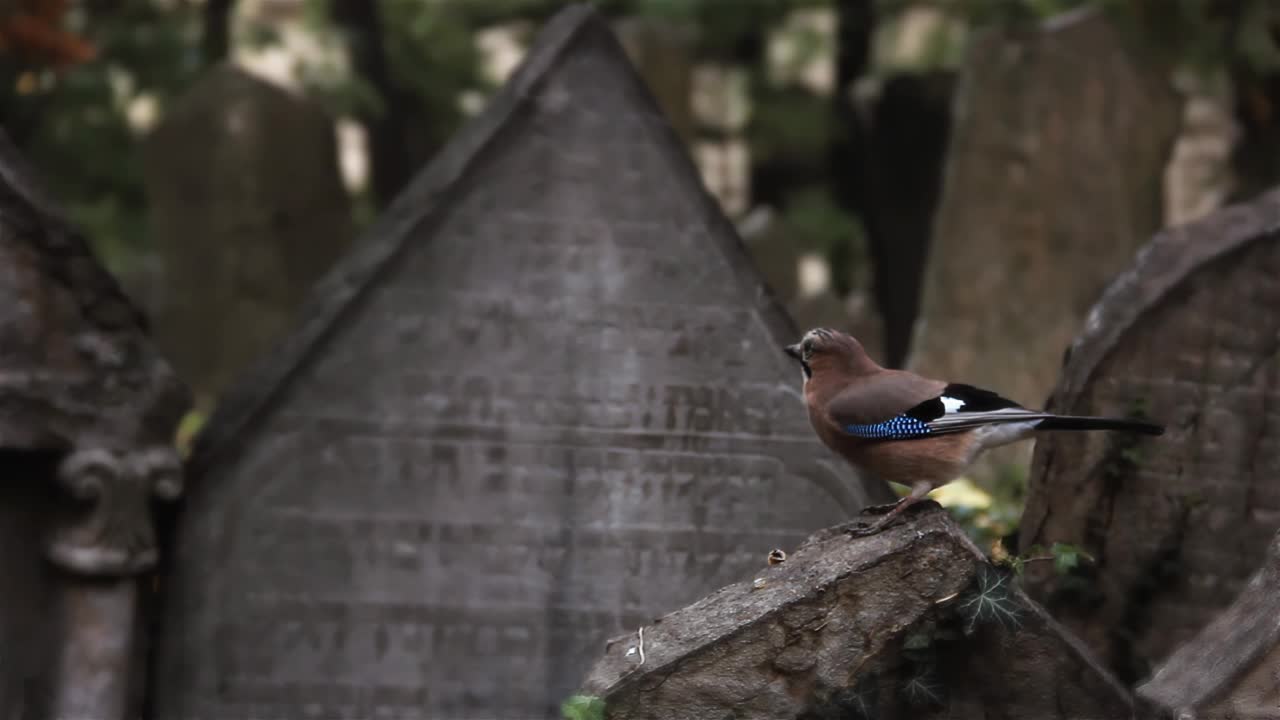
xmin=845 ymin=415 xmax=931 ymax=440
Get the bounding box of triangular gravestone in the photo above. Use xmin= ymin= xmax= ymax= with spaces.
xmin=152 ymin=7 xmax=889 ymax=720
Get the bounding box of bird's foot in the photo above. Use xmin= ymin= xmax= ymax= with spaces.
xmin=842 ymin=512 xmax=908 ymax=537
xmin=843 ymin=498 xmax=938 ymax=537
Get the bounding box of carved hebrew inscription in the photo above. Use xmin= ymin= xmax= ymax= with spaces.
xmin=155 ymin=12 xmax=865 ymax=720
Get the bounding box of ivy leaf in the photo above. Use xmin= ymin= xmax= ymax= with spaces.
xmin=831 ymin=674 xmax=879 ymax=720
xmin=561 ymin=694 xmax=605 ymax=720
xmin=899 ymin=663 xmax=946 ymax=708
xmin=957 ymin=563 xmax=1023 ymax=635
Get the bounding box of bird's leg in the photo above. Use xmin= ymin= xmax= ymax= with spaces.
xmin=846 ymin=482 xmax=933 ymax=537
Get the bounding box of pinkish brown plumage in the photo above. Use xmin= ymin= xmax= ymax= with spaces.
xmin=784 ymin=327 xmax=1163 ymax=535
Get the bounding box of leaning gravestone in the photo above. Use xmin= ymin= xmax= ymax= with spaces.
xmin=1019 ymin=188 xmax=1280 ymax=684
xmin=1140 ymin=528 xmax=1280 ymax=719
xmin=152 ymin=7 xmax=890 ymax=720
xmin=908 ymin=7 xmax=1180 ymax=480
xmin=143 ymin=63 xmax=353 ymax=401
xmin=582 ymin=506 xmax=1140 ymax=720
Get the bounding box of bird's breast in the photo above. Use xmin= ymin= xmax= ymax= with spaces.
xmin=807 ymin=411 xmax=979 ymax=490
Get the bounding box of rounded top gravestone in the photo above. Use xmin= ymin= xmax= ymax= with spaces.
xmin=143 ymin=63 xmax=353 ymax=402
xmin=151 ymin=6 xmax=891 ymax=720
xmin=1020 ymin=188 xmax=1280 ymax=684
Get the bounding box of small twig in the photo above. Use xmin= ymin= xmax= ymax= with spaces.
xmin=637 ymin=626 xmax=646 ymax=666
xmin=1020 ymin=555 xmax=1056 ymax=565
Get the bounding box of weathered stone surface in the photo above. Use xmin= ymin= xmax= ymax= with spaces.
xmin=582 ymin=505 xmax=1137 ymax=720
xmin=0 ymin=127 xmax=190 ymax=720
xmin=0 ymin=128 xmax=189 ymax=454
xmin=0 ymin=126 xmax=190 ymax=578
xmin=152 ymin=7 xmax=890 ymax=720
xmin=908 ymin=7 xmax=1179 ymax=481
xmin=143 ymin=63 xmax=353 ymax=401
xmin=1140 ymin=529 xmax=1280 ymax=720
xmin=1020 ymin=189 xmax=1280 ymax=683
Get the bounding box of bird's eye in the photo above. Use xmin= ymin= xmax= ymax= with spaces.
xmin=801 ymin=339 xmax=815 ymax=358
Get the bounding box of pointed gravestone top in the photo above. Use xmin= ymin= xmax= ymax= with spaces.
xmin=0 ymin=125 xmax=191 ymax=573
xmin=0 ymin=127 xmax=188 ymax=451
xmin=0 ymin=126 xmax=189 ymax=720
xmin=153 ymin=6 xmax=887 ymax=719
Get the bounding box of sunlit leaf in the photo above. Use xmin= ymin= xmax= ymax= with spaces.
xmin=560 ymin=694 xmax=605 ymax=720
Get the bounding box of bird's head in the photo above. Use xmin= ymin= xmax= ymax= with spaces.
xmin=784 ymin=327 xmax=878 ymax=383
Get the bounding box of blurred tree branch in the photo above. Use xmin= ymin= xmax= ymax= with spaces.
xmin=201 ymin=0 xmax=235 ymax=66
xmin=828 ymin=0 xmax=872 ymax=262
xmin=329 ymin=0 xmax=412 ymax=207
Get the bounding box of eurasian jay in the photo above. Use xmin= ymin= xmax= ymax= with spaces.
xmin=784 ymin=327 xmax=1163 ymax=535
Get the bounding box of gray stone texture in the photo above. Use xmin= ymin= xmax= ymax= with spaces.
xmin=1140 ymin=528 xmax=1280 ymax=719
xmin=0 ymin=125 xmax=189 ymax=719
xmin=0 ymin=128 xmax=188 ymax=452
xmin=152 ymin=7 xmax=889 ymax=720
xmin=1020 ymin=188 xmax=1280 ymax=683
xmin=143 ymin=63 xmax=353 ymax=401
xmin=582 ymin=505 xmax=1139 ymax=720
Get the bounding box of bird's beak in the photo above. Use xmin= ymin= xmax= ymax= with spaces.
xmin=784 ymin=343 xmax=802 ymax=361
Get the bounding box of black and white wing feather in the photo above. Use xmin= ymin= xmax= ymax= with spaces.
xmin=895 ymin=383 xmax=1054 ymax=436
xmin=838 ymin=383 xmax=1163 ymax=440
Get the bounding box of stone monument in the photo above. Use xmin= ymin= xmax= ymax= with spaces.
xmin=582 ymin=506 xmax=1141 ymax=720
xmin=151 ymin=6 xmax=889 ymax=720
xmin=0 ymin=127 xmax=190 ymax=720
xmin=143 ymin=63 xmax=353 ymax=402
xmin=1020 ymin=188 xmax=1280 ymax=683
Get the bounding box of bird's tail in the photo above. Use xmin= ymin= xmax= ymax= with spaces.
xmin=1035 ymin=415 xmax=1164 ymax=436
